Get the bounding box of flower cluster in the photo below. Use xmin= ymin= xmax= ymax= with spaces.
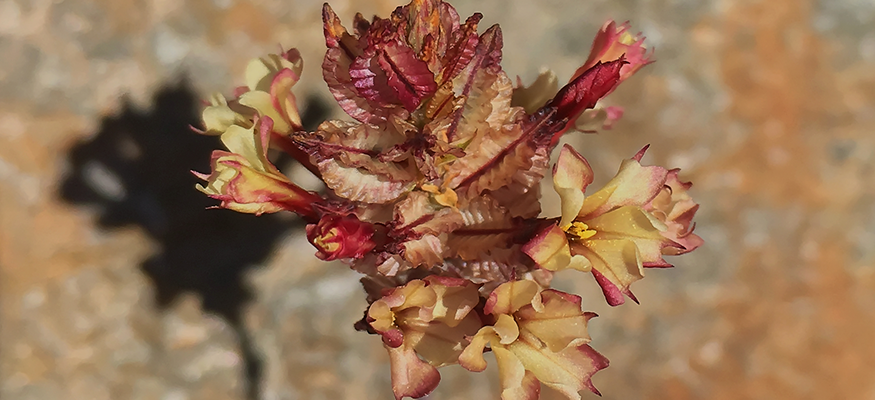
xmin=193 ymin=1 xmax=701 ymax=399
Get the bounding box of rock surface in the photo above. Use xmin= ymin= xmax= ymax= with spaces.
xmin=2 ymin=0 xmax=875 ymax=399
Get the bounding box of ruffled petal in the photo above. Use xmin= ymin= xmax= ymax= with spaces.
xmin=515 ymin=290 xmax=594 ymax=353
xmin=238 ymin=90 xmax=292 ymax=134
xmin=458 ymin=326 xmax=496 ymax=372
xmin=269 ymin=68 xmax=303 ymax=130
xmin=645 ymin=168 xmax=704 ymax=255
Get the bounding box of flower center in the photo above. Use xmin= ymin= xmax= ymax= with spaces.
xmin=313 ymin=228 xmax=341 ymax=252
xmin=564 ymin=221 xmax=597 ymax=240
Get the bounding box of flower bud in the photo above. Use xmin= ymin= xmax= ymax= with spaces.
xmin=306 ymin=214 xmax=377 ymax=261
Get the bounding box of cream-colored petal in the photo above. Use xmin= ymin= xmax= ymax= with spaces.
xmin=554 ymin=145 xmax=594 ymax=228
xmin=201 ymin=93 xmax=249 ymax=135
xmin=219 ymin=124 xmax=262 ymax=170
xmin=494 ymin=346 xmax=541 ymax=400
xmin=575 ymin=238 xmax=642 ymax=305
xmin=516 ymin=290 xmax=593 ymax=353
xmin=427 ymin=277 xmax=480 ymax=327
xmin=494 ymin=313 xmax=521 ymax=345
xmin=459 ymin=326 xmax=498 ymax=372
xmin=368 ymin=300 xmax=396 ymax=332
xmin=238 ymin=90 xmax=292 ymax=134
xmin=486 ymin=280 xmax=542 ymax=316
xmin=507 ymin=341 xmax=608 ymax=400
xmin=586 ymin=206 xmax=672 ymax=265
xmin=577 ymin=157 xmax=667 ymax=219
xmin=270 ymin=68 xmax=303 ymax=130
xmin=522 ymin=224 xmax=573 ymax=272
xmin=409 ymin=313 xmax=481 ymax=367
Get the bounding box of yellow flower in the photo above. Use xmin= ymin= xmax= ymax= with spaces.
xmin=194 ymin=117 xmax=320 ymax=216
xmin=523 ymin=144 xmax=687 ymax=305
xmin=459 ymin=280 xmax=608 ymax=400
xmin=366 ymin=277 xmax=482 ymax=400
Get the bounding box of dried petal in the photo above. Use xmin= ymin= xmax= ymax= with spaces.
xmin=436 ymin=13 xmax=482 ymax=84
xmin=447 ymin=195 xmax=517 ymax=260
xmin=305 ymin=120 xmax=417 ymax=204
xmin=322 ymin=4 xmax=403 ymax=123
xmin=392 ymin=191 xmax=465 ymax=267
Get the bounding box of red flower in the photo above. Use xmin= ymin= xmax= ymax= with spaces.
xmin=306 ymin=214 xmax=377 ymax=261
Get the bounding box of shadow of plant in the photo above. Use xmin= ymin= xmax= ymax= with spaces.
xmin=58 ymin=79 xmax=329 ymax=400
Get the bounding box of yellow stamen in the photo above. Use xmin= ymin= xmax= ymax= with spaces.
xmin=314 ymin=228 xmax=341 ymax=252
xmin=618 ymin=30 xmax=637 ymax=46
xmin=421 ymin=183 xmax=458 ymax=208
xmin=563 ymin=221 xmax=597 ymax=240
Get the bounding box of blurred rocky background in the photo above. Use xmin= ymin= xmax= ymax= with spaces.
xmin=2 ymin=0 xmax=874 ymax=399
